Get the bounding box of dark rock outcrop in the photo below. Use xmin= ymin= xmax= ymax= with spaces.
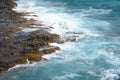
xmin=0 ymin=0 xmax=60 ymax=72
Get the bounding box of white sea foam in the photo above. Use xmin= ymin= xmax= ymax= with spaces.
xmin=47 ymin=42 xmax=89 ymax=63
xmin=35 ymin=12 xmax=84 ymax=35
xmin=53 ymin=73 xmax=80 ymax=80
xmin=42 ymin=43 xmax=74 ymax=60
xmin=80 ymin=7 xmax=112 ymax=16
xmin=8 ymin=59 xmax=37 ymax=71
xmin=100 ymin=69 xmax=120 ymax=80
xmin=87 ymin=70 xmax=99 ymax=77
xmin=98 ymin=49 xmax=120 ymax=65
xmin=13 ymin=0 xmax=109 ymax=38
xmin=49 ymin=42 xmax=78 ymax=50
xmin=14 ymin=0 xmax=83 ymax=36
xmin=13 ymin=0 xmax=36 ymax=12
xmin=42 ymin=51 xmax=62 ymax=60
xmin=22 ymin=28 xmax=40 ymax=32
xmin=65 ymin=7 xmax=112 ymax=16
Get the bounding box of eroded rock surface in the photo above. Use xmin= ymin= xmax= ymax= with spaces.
xmin=0 ymin=0 xmax=60 ymax=72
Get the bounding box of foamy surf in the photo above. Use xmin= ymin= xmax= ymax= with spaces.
xmin=42 ymin=51 xmax=62 ymax=60
xmin=13 ymin=0 xmax=110 ymax=38
xmin=80 ymin=7 xmax=112 ymax=16
xmin=100 ymin=69 xmax=120 ymax=80
xmin=8 ymin=59 xmax=37 ymax=71
xmin=53 ymin=73 xmax=80 ymax=80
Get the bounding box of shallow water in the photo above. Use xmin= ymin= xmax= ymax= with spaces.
xmin=0 ymin=0 xmax=120 ymax=80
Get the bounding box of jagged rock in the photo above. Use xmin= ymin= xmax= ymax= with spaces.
xmin=0 ymin=0 xmax=60 ymax=72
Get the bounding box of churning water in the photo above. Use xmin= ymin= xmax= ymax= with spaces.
xmin=0 ymin=0 xmax=120 ymax=80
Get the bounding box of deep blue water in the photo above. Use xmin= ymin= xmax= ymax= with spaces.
xmin=0 ymin=0 xmax=120 ymax=80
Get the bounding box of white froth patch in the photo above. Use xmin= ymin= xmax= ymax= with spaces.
xmin=22 ymin=28 xmax=40 ymax=32
xmin=53 ymin=73 xmax=80 ymax=80
xmin=13 ymin=0 xmax=106 ymax=38
xmin=100 ymin=69 xmax=120 ymax=80
xmin=98 ymin=50 xmax=114 ymax=59
xmin=42 ymin=51 xmax=61 ymax=60
xmin=13 ymin=0 xmax=36 ymax=12
xmin=87 ymin=71 xmax=99 ymax=77
xmin=98 ymin=49 xmax=120 ymax=65
xmin=35 ymin=13 xmax=84 ymax=35
xmin=8 ymin=59 xmax=37 ymax=71
xmin=48 ymin=43 xmax=88 ymax=62
xmin=49 ymin=42 xmax=75 ymax=50
xmin=80 ymin=7 xmax=112 ymax=16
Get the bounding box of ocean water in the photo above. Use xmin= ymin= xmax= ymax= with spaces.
xmin=0 ymin=0 xmax=120 ymax=80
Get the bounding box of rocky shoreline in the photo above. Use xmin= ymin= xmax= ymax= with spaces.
xmin=0 ymin=0 xmax=60 ymax=72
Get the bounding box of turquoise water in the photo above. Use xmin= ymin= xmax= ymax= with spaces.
xmin=0 ymin=0 xmax=120 ymax=80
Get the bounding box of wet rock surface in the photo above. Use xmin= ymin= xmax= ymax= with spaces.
xmin=0 ymin=0 xmax=60 ymax=72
